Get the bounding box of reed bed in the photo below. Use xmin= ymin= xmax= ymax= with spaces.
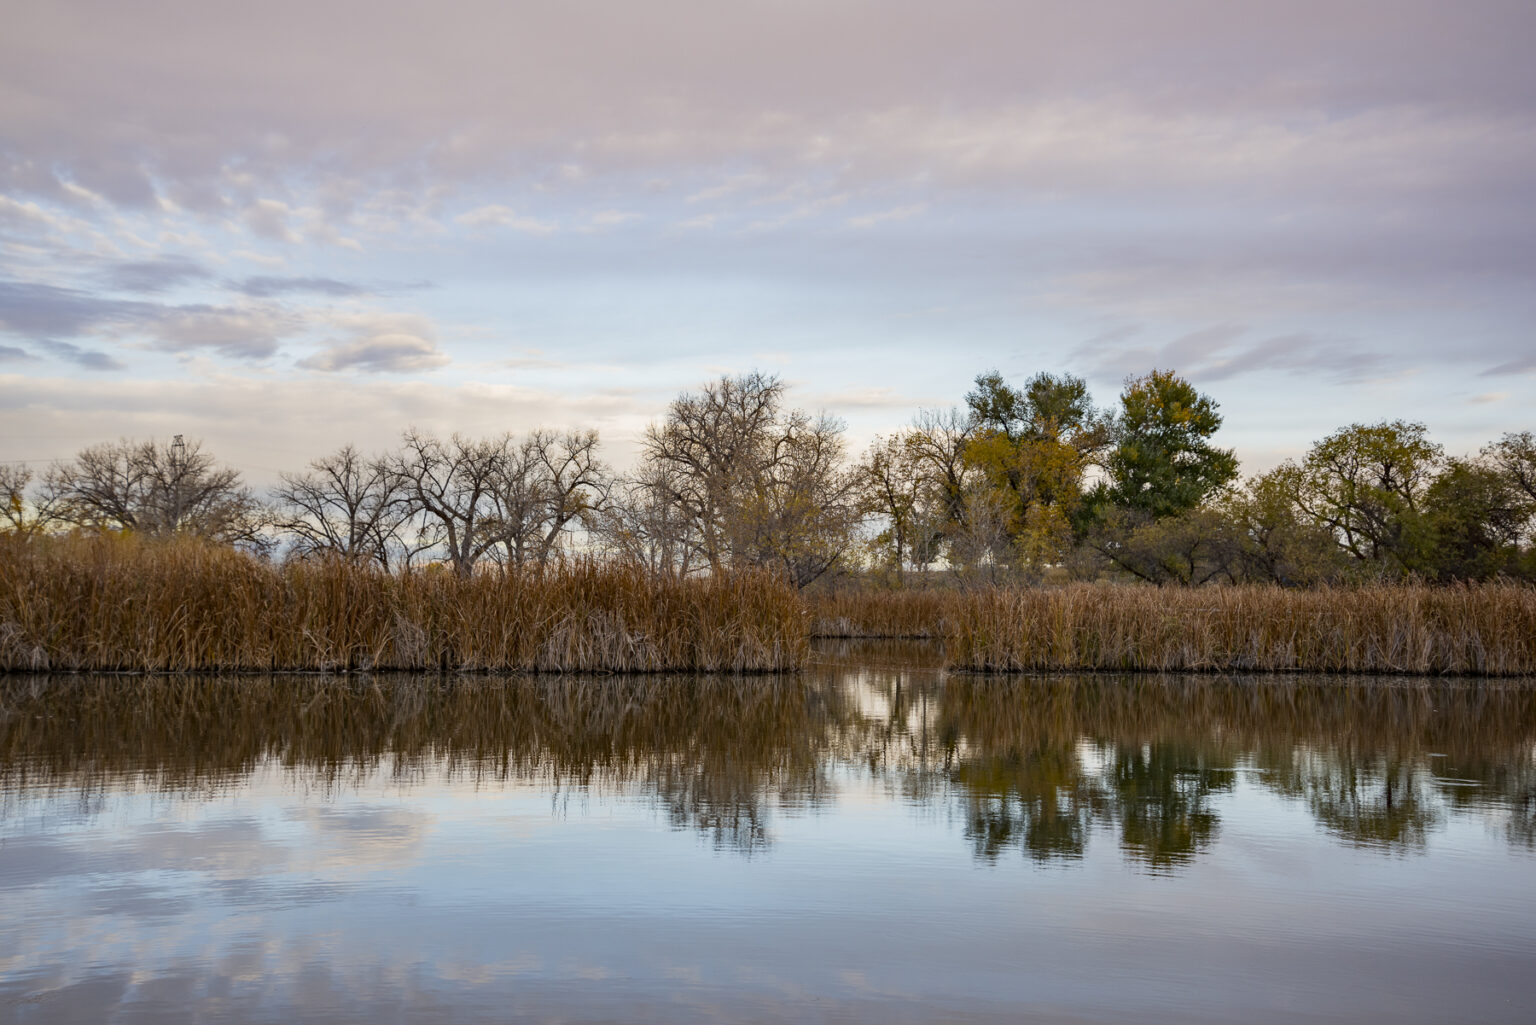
xmin=811 ymin=588 xmax=955 ymax=638
xmin=943 ymin=583 xmax=1536 ymax=675
xmin=0 ymin=534 xmax=808 ymax=673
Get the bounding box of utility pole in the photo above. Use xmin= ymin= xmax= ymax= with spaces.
xmin=170 ymin=434 xmax=186 ymax=531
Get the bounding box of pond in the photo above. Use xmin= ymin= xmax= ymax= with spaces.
xmin=2 ymin=640 xmax=1533 ymax=1024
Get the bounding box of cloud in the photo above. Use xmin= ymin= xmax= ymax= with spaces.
xmin=846 ymin=204 xmax=927 ymax=229
xmin=1480 ymin=354 xmax=1536 ymax=376
xmin=299 ymin=313 xmax=450 ymax=373
xmin=243 ymin=199 xmax=300 ymax=242
xmin=0 ymin=343 xmax=37 ymax=363
xmin=1 ymin=0 xmax=1534 ymax=461
xmin=231 ymin=249 xmax=286 ymax=269
xmin=0 ymin=373 xmax=655 ymax=482
xmin=101 ymin=255 xmax=210 ymax=293
xmin=453 ymin=205 xmax=556 ymax=233
xmin=233 ymin=275 xmax=366 ymax=298
xmin=1072 ymin=324 xmax=1392 ymax=385
xmin=585 ymin=210 xmax=640 ymax=229
xmin=36 ymin=339 xmax=126 ymax=371
xmin=0 ymin=280 xmax=153 ymax=337
xmin=144 ymin=304 xmax=298 ymax=360
xmin=0 ymin=194 xmax=92 ymax=235
xmin=0 ymin=279 xmax=295 ymax=361
xmin=499 ymin=348 xmax=564 ymax=370
xmin=805 ymin=385 xmax=922 ymax=410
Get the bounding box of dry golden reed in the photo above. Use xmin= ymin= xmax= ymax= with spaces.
xmin=942 ymin=583 xmax=1536 ymax=675
xmin=0 ymin=534 xmax=808 ymax=673
xmin=810 ymin=588 xmax=954 ymax=638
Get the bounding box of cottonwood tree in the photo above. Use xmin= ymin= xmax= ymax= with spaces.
xmin=640 ymin=371 xmax=861 ymax=586
xmin=739 ymin=410 xmax=862 ymax=587
xmin=857 ymin=433 xmax=927 ymax=583
xmin=1 ymin=464 xmax=61 ymax=536
xmin=392 ymin=427 xmax=612 ymax=576
xmin=903 ymin=406 xmax=979 ymax=565
xmin=963 ymin=371 xmax=1110 ymax=571
xmin=273 ymin=444 xmax=415 ymax=568
xmin=488 ymin=428 xmax=610 ymax=567
xmin=1412 ymin=458 xmax=1529 ymax=581
xmin=595 ymin=468 xmax=701 ymax=575
xmin=1087 ymin=505 xmax=1242 ymax=586
xmin=641 ymin=371 xmax=784 ymax=574
xmin=393 ymin=429 xmax=511 ymax=577
xmin=42 ymin=437 xmax=268 ymax=546
xmin=1285 ymin=420 xmax=1443 ymax=572
xmin=1483 ymin=431 xmax=1536 ymax=528
xmin=1219 ymin=468 xmax=1348 ymax=585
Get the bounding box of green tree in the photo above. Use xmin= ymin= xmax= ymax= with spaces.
xmin=1220 ymin=468 xmax=1349 ymax=585
xmin=1411 ymin=458 xmax=1527 ymax=581
xmin=1086 ymin=505 xmax=1243 ymax=585
xmin=1483 ymin=431 xmax=1536 ymax=508
xmin=1103 ymin=370 xmax=1237 ymax=519
xmin=1287 ymin=420 xmax=1443 ymax=573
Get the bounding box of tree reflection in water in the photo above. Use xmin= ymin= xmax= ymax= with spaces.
xmin=2 ymin=642 xmax=1533 ymax=869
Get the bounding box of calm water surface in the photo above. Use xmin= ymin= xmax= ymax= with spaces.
xmin=2 ymin=640 xmax=1533 ymax=1024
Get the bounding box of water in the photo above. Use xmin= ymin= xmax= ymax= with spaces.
xmin=2 ymin=640 xmax=1533 ymax=1024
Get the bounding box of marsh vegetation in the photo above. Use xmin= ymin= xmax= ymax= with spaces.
xmin=3 ymin=368 xmax=1534 ymax=673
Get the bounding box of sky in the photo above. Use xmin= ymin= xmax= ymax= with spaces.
xmin=2 ymin=0 xmax=1534 ymax=485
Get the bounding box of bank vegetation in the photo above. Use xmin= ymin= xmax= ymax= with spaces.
xmin=3 ymin=366 xmax=1535 ymax=674
xmin=0 ymin=533 xmax=806 ymax=674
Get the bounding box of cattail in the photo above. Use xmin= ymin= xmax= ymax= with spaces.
xmin=0 ymin=534 xmax=809 ymax=673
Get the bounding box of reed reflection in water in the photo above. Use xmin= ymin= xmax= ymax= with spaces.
xmin=4 ymin=652 xmax=1534 ymax=863
xmin=1 ymin=644 xmax=1534 ymax=1024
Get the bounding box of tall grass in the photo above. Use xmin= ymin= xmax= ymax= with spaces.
xmin=810 ymin=588 xmax=955 ymax=638
xmin=943 ymin=583 xmax=1536 ymax=675
xmin=0 ymin=533 xmax=807 ymax=673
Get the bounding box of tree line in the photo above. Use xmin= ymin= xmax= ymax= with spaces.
xmin=4 ymin=368 xmax=1534 ymax=586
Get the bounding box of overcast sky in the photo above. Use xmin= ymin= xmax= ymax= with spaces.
xmin=3 ymin=0 xmax=1533 ymax=483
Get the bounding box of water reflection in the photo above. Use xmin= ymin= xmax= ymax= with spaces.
xmin=5 ymin=647 xmax=1536 ymax=1025
xmin=3 ymin=651 xmax=1533 ymax=867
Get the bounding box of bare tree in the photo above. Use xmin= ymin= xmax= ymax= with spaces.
xmin=642 ymin=371 xmax=785 ymax=575
xmin=857 ymin=433 xmax=926 ymax=583
xmin=3 ymin=465 xmax=50 ymax=535
xmin=41 ymin=437 xmax=267 ymax=546
xmin=273 ymin=444 xmax=413 ymax=568
xmin=904 ymin=407 xmax=979 ymax=567
xmin=393 ymin=429 xmax=510 ymax=577
xmin=494 ymin=428 xmax=611 ymax=566
xmin=947 ymin=487 xmax=1015 ymax=586
xmin=595 ymin=467 xmax=701 ymax=576
xmin=740 ymin=411 xmax=862 ymax=587
xmin=394 ymin=427 xmax=611 ymax=575
xmin=640 ymin=372 xmax=861 ymax=586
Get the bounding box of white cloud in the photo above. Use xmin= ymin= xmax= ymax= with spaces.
xmin=846 ymin=204 xmax=927 ymax=229
xmin=299 ymin=313 xmax=450 ymax=373
xmin=231 ymin=249 xmax=286 ymax=269
xmin=587 ymin=210 xmax=640 ymax=228
xmin=453 ymin=205 xmax=557 ymax=234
